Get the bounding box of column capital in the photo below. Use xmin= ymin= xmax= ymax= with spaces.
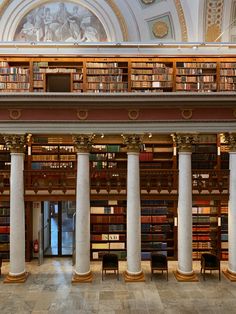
xmin=3 ymin=134 xmax=27 ymax=153
xmin=221 ymin=133 xmax=236 ymax=152
xmin=122 ymin=134 xmax=143 ymax=153
xmin=171 ymin=133 xmax=198 ymax=152
xmin=72 ymin=134 xmax=95 ymax=153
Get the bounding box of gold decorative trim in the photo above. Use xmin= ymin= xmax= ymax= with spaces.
xmin=9 ymin=109 xmax=22 ymax=120
xmin=106 ymin=0 xmax=129 ymax=41
xmin=3 ymin=134 xmax=27 ymax=153
xmin=128 ymin=109 xmax=139 ymax=120
xmin=174 ymin=0 xmax=188 ymax=41
xmin=223 ymin=269 xmax=236 ymax=281
xmin=72 ymin=134 xmax=95 ymax=153
xmin=122 ymin=134 xmax=143 ymax=153
xmin=181 ymin=109 xmax=193 ymax=120
xmin=72 ymin=271 xmax=93 ymax=283
xmin=0 ymin=0 xmax=11 ymax=18
xmin=173 ymin=270 xmax=198 ymax=282
xmin=76 ymin=109 xmax=88 ymax=120
xmin=221 ymin=133 xmax=236 ymax=152
xmin=171 ymin=133 xmax=198 ymax=152
xmin=124 ymin=270 xmax=145 ymax=282
xmin=152 ymin=21 xmax=169 ymax=39
xmin=4 ymin=271 xmax=29 ymax=283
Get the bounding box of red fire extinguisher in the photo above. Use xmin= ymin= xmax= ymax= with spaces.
xmin=33 ymin=239 xmax=39 ymax=253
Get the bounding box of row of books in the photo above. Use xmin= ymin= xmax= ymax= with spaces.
xmin=141 ymin=224 xmax=172 ymax=232
xmin=193 ymin=216 xmax=217 ymax=223
xmin=0 ymin=67 xmax=29 ymax=74
xmin=176 ymin=75 xmax=215 ymax=83
xmin=177 ymin=62 xmax=216 ymax=68
xmin=91 ymin=224 xmax=125 ymax=232
xmin=176 ymin=83 xmax=217 ymax=90
xmin=0 ymin=243 xmax=9 ymax=251
xmin=0 ymin=234 xmax=9 ymax=242
xmin=0 ymin=217 xmax=10 ymax=224
xmin=87 ymin=75 xmax=124 ymax=82
xmin=0 ymin=208 xmax=10 ymax=216
xmin=0 ymin=82 xmax=30 ymax=89
xmin=131 ymin=62 xmax=172 ymax=68
xmin=141 ymin=207 xmax=169 ymax=215
xmin=36 ymin=68 xmax=77 ymax=73
xmin=132 ymin=81 xmax=172 ymax=88
xmin=91 ymin=234 xmax=125 ymax=241
xmin=131 ymin=74 xmax=172 ymax=81
xmin=90 ymin=206 xmax=125 ymax=214
xmin=0 ymin=74 xmax=29 ymax=82
xmin=192 ymin=242 xmax=211 ymax=249
xmin=0 ymin=226 xmax=10 ymax=233
xmin=86 ymin=82 xmax=128 ymax=90
xmin=141 ymin=215 xmax=168 ymax=223
xmin=87 ymin=68 xmax=124 ymax=75
xmin=91 ymin=216 xmax=125 ymax=223
xmin=92 ymin=242 xmax=125 ymax=249
xmin=87 ymin=62 xmax=121 ymax=68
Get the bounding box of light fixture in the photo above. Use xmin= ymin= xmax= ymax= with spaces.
xmin=101 ymin=133 xmax=104 ymax=138
xmin=148 ymin=133 xmax=152 ymax=138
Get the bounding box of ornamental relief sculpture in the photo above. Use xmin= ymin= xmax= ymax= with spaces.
xmin=14 ymin=2 xmax=107 ymax=42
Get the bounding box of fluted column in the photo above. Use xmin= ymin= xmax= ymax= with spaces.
xmin=172 ymin=134 xmax=198 ymax=281
xmin=3 ymin=134 xmax=28 ymax=283
xmin=123 ymin=135 xmax=145 ymax=282
xmin=72 ymin=134 xmax=94 ymax=283
xmin=222 ymin=133 xmax=236 ymax=281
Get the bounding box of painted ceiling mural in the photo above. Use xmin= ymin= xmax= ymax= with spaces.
xmin=14 ymin=2 xmax=107 ymax=42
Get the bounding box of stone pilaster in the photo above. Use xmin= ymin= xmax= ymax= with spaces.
xmin=222 ymin=133 xmax=236 ymax=281
xmin=172 ymin=134 xmax=198 ymax=281
xmin=3 ymin=134 xmax=28 ymax=283
xmin=123 ymin=135 xmax=145 ymax=282
xmin=72 ymin=134 xmax=94 ymax=283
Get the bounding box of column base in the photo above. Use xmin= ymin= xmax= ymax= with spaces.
xmin=223 ymin=269 xmax=236 ymax=281
xmin=72 ymin=271 xmax=93 ymax=283
xmin=124 ymin=270 xmax=145 ymax=282
xmin=4 ymin=271 xmax=29 ymax=283
xmin=173 ymin=270 xmax=198 ymax=282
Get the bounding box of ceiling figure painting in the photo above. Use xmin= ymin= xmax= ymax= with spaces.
xmin=14 ymin=2 xmax=108 ymax=42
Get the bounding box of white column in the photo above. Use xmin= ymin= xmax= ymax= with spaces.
xmin=3 ymin=134 xmax=28 ymax=283
xmin=72 ymin=135 xmax=93 ymax=283
xmin=123 ymin=135 xmax=144 ymax=282
xmin=227 ymin=150 xmax=236 ymax=276
xmin=173 ymin=133 xmax=197 ymax=281
xmin=178 ymin=151 xmax=193 ymax=275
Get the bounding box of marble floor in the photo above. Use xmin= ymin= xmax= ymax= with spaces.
xmin=0 ymin=258 xmax=236 ymax=314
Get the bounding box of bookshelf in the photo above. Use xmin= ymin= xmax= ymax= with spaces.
xmin=141 ymin=199 xmax=176 ymax=260
xmin=0 ymin=61 xmax=30 ymax=92
xmin=221 ymin=202 xmax=228 ymax=260
xmin=90 ymin=200 xmax=126 ymax=260
xmin=31 ymin=136 xmax=76 ymax=170
xmin=0 ymin=144 xmax=10 ymax=170
xmin=192 ymin=200 xmax=219 ymax=260
xmin=0 ymin=201 xmax=10 ymax=260
xmin=85 ymin=61 xmax=128 ymax=92
xmin=176 ymin=62 xmax=217 ymax=92
xmin=192 ymin=144 xmax=217 ymax=169
xmin=220 ymin=62 xmax=236 ymax=91
xmin=33 ymin=61 xmax=83 ymax=92
xmin=131 ymin=61 xmax=173 ymax=92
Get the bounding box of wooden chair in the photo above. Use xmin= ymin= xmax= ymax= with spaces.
xmin=201 ymin=253 xmax=220 ymax=280
xmin=150 ymin=252 xmax=168 ymax=281
xmin=102 ymin=253 xmax=119 ymax=280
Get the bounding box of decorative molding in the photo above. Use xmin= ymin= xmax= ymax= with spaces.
xmin=3 ymin=134 xmax=26 ymax=153
xmin=172 ymin=133 xmax=198 ymax=152
xmin=72 ymin=271 xmax=93 ymax=283
xmin=181 ymin=109 xmax=193 ymax=120
xmin=223 ymin=269 xmax=236 ymax=281
xmin=174 ymin=0 xmax=188 ymax=41
xmin=4 ymin=271 xmax=29 ymax=283
xmin=128 ymin=109 xmax=139 ymax=120
xmin=173 ymin=270 xmax=198 ymax=282
xmin=72 ymin=134 xmax=95 ymax=153
xmin=106 ymin=0 xmax=129 ymax=41
xmin=152 ymin=21 xmax=169 ymax=38
xmin=124 ymin=270 xmax=145 ymax=282
xmin=0 ymin=0 xmax=11 ymax=18
xmin=122 ymin=134 xmax=143 ymax=152
xmin=221 ymin=133 xmax=236 ymax=152
xmin=205 ymin=0 xmax=224 ymax=42
xmin=76 ymin=109 xmax=88 ymax=120
xmin=8 ymin=109 xmax=22 ymax=120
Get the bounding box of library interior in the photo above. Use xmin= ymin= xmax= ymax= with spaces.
xmin=1 ymin=0 xmax=236 ymax=313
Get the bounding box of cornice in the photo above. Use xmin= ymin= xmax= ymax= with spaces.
xmin=0 ymin=0 xmax=11 ymax=18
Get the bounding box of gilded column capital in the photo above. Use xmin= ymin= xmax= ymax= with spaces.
xmin=171 ymin=133 xmax=198 ymax=152
xmin=72 ymin=134 xmax=95 ymax=153
xmin=221 ymin=133 xmax=236 ymax=152
xmin=3 ymin=134 xmax=27 ymax=153
xmin=122 ymin=134 xmax=143 ymax=153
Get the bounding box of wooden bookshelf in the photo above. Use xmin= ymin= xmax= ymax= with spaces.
xmin=0 ymin=61 xmax=30 ymax=92
xmin=192 ymin=144 xmax=217 ymax=169
xmin=141 ymin=199 xmax=175 ymax=260
xmin=90 ymin=200 xmax=126 ymax=260
xmin=0 ymin=144 xmax=10 ymax=170
xmin=220 ymin=62 xmax=236 ymax=91
xmin=192 ymin=200 xmax=219 ymax=260
xmin=0 ymin=201 xmax=10 ymax=260
xmin=130 ymin=61 xmax=173 ymax=92
xmin=220 ymin=202 xmax=228 ymax=260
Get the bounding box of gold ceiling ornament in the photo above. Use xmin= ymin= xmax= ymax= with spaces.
xmin=205 ymin=0 xmax=224 ymax=42
xmin=106 ymin=0 xmax=129 ymax=41
xmin=152 ymin=21 xmax=169 ymax=38
xmin=141 ymin=0 xmax=155 ymax=4
xmin=174 ymin=0 xmax=188 ymax=42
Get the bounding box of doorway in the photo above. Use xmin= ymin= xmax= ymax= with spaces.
xmin=43 ymin=201 xmax=76 ymax=256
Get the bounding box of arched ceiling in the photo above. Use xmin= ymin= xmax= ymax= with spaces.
xmin=0 ymin=0 xmax=234 ymax=43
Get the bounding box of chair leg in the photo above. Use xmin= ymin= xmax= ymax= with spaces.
xmin=166 ymin=270 xmax=168 ymax=281
xmin=151 ymin=270 xmax=153 ymax=281
xmin=219 ymin=268 xmax=221 ymax=281
xmin=102 ymin=270 xmax=104 ymax=281
xmin=203 ymin=269 xmax=205 ymax=281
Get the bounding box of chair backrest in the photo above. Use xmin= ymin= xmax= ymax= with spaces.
xmin=201 ymin=253 xmax=219 ymax=267
xmin=151 ymin=253 xmax=167 ymax=268
xmin=102 ymin=253 xmax=118 ymax=267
